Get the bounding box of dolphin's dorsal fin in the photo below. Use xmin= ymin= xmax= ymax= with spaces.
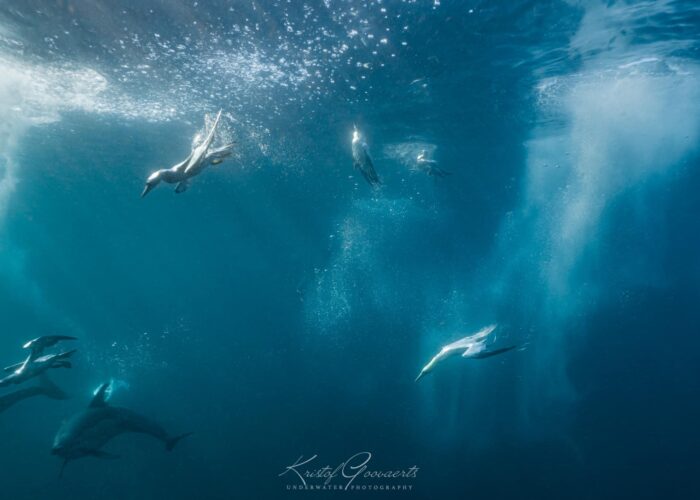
xmin=89 ymin=382 xmax=111 ymax=408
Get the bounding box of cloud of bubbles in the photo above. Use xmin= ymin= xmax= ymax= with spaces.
xmin=487 ymin=2 xmax=700 ymax=422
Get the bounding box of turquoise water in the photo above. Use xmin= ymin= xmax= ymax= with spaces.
xmin=1 ymin=1 xmax=699 ymax=498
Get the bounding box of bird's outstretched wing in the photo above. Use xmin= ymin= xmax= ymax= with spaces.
xmin=471 ymin=345 xmax=517 ymax=359
xmin=204 ymin=144 xmax=234 ymax=166
xmin=23 ymin=336 xmax=77 ymax=356
xmin=3 ymin=362 xmax=24 ymax=373
xmin=356 ymin=147 xmax=380 ymax=186
xmin=362 ymin=158 xmax=380 ymax=186
xmin=185 ymin=110 xmax=222 ymax=174
xmin=442 ymin=325 xmax=497 ymax=353
xmin=170 ymin=155 xmax=193 ymax=174
xmin=34 ymin=349 xmax=77 ymax=364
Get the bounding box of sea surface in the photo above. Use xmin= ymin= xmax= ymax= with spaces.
xmin=0 ymin=1 xmax=699 ymax=499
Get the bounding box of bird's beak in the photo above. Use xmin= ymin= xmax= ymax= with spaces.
xmin=415 ymin=371 xmax=424 ymax=382
xmin=141 ymin=184 xmax=154 ymax=198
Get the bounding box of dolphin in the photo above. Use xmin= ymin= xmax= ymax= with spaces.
xmin=142 ymin=110 xmax=233 ymax=197
xmin=351 ymin=125 xmax=380 ymax=187
xmin=415 ymin=325 xmax=516 ymax=381
xmin=52 ymin=382 xmax=192 ymax=476
xmin=0 ymin=336 xmax=77 ymax=387
xmin=0 ymin=374 xmax=68 ymax=414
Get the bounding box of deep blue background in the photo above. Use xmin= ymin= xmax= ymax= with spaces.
xmin=0 ymin=1 xmax=699 ymax=499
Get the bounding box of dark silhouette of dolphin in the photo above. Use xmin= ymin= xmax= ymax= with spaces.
xmin=52 ymin=382 xmax=192 ymax=477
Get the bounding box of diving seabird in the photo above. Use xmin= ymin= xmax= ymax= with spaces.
xmin=416 ymin=150 xmax=451 ymax=178
xmin=351 ymin=125 xmax=380 ymax=187
xmin=23 ymin=336 xmax=77 ymax=356
xmin=415 ymin=325 xmax=515 ymax=381
xmin=141 ymin=110 xmax=233 ymax=197
xmin=0 ymin=336 xmax=77 ymax=388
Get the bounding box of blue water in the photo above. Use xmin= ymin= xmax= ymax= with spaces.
xmin=1 ymin=1 xmax=699 ymax=498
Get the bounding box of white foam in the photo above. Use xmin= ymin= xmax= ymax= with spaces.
xmin=382 ymin=141 xmax=437 ymax=171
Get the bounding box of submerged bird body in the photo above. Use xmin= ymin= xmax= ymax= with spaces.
xmin=52 ymin=382 xmax=192 ymax=474
xmin=351 ymin=126 xmax=380 ymax=187
xmin=0 ymin=350 xmax=76 ymax=387
xmin=416 ymin=150 xmax=451 ymax=178
xmin=23 ymin=336 xmax=77 ymax=355
xmin=0 ymin=336 xmax=77 ymax=388
xmin=416 ymin=325 xmax=515 ymax=381
xmin=142 ymin=110 xmax=232 ymax=197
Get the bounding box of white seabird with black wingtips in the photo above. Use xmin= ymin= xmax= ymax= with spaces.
xmin=142 ymin=110 xmax=233 ymax=197
xmin=0 ymin=336 xmax=77 ymax=387
xmin=415 ymin=324 xmax=516 ymax=381
xmin=351 ymin=125 xmax=380 ymax=187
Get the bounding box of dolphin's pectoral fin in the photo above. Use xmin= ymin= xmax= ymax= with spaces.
xmin=59 ymin=459 xmax=69 ymax=479
xmin=211 ymin=158 xmax=223 ymax=165
xmin=88 ymin=449 xmax=121 ymax=460
xmin=174 ymin=180 xmax=189 ymax=194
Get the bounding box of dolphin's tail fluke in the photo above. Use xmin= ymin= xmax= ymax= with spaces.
xmin=166 ymin=432 xmax=193 ymax=452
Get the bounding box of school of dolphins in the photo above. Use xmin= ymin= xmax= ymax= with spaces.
xmin=1 ymin=111 xmax=520 ymax=476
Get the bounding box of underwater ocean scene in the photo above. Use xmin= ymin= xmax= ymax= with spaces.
xmin=1 ymin=0 xmax=700 ymax=498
